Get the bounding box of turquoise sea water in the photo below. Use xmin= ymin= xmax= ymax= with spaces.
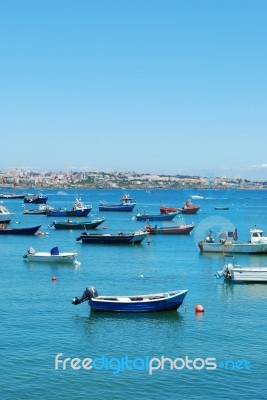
xmin=1 ymin=188 xmax=267 ymax=399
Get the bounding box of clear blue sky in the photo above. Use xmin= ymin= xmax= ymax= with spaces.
xmin=1 ymin=0 xmax=267 ymax=180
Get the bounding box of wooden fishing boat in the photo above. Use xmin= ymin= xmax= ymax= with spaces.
xmin=51 ymin=218 xmax=105 ymax=230
xmin=144 ymin=223 xmax=194 ymax=235
xmin=160 ymin=200 xmax=199 ymax=215
xmin=0 ymin=224 xmax=41 ymax=235
xmin=72 ymin=286 xmax=188 ymax=312
xmin=198 ymin=228 xmax=267 ymax=254
xmin=135 ymin=211 xmax=179 ymax=221
xmin=23 ymin=246 xmax=78 ymax=263
xmin=46 ymin=198 xmax=92 ymax=217
xmin=76 ymin=229 xmax=148 ymax=244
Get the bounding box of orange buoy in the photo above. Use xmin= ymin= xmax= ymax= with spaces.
xmin=52 ymin=276 xmax=57 ymax=281
xmin=195 ymin=304 xmax=204 ymax=313
xmin=37 ymin=231 xmax=44 ymax=236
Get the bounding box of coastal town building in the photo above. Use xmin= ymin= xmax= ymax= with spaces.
xmin=0 ymin=168 xmax=265 ymax=190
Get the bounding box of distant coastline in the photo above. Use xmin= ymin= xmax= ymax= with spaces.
xmin=0 ymin=168 xmax=266 ymax=190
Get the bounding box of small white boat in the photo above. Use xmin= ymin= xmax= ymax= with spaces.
xmin=0 ymin=203 xmax=14 ymax=223
xmin=23 ymin=204 xmax=54 ymax=215
xmin=216 ymin=263 xmax=267 ymax=282
xmin=190 ymin=194 xmax=204 ymax=200
xmin=23 ymin=246 xmax=78 ymax=263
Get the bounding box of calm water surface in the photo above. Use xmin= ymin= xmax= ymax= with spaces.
xmin=1 ymin=189 xmax=267 ymax=399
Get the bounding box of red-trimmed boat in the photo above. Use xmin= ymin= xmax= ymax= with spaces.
xmin=144 ymin=223 xmax=194 ymax=235
xmin=160 ymin=200 xmax=199 ymax=215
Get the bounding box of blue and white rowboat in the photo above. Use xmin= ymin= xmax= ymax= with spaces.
xmin=72 ymin=287 xmax=188 ymax=312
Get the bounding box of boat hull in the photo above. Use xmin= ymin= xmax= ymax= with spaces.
xmin=0 ymin=225 xmax=41 ymax=235
xmin=76 ymin=231 xmax=148 ymax=244
xmin=145 ymin=224 xmax=194 ymax=235
xmin=230 ymin=267 xmax=267 ymax=282
xmin=135 ymin=212 xmax=179 ymax=221
xmin=89 ymin=290 xmax=188 ymax=312
xmin=47 ymin=209 xmax=91 ymax=217
xmin=24 ymin=252 xmax=77 ymax=263
xmin=0 ymin=216 xmax=13 ymax=224
xmin=23 ymin=210 xmax=48 ymax=215
xmin=179 ymin=207 xmax=199 ymax=214
xmin=24 ymin=195 xmax=48 ymax=204
xmin=0 ymin=193 xmax=25 ymax=199
xmin=198 ymin=241 xmax=267 ymax=254
xmin=99 ymin=203 xmax=136 ymax=212
xmin=160 ymin=206 xmax=199 ymax=215
xmin=0 ymin=205 xmax=14 ymax=223
xmin=53 ymin=219 xmax=105 ymax=230
xmin=23 ymin=205 xmax=54 ymax=215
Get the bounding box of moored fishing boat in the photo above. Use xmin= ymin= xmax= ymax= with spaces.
xmin=0 ymin=203 xmax=14 ymax=223
xmin=24 ymin=192 xmax=48 ymax=204
xmin=0 ymin=224 xmax=41 ymax=235
xmin=72 ymin=286 xmax=188 ymax=312
xmin=144 ymin=223 xmax=194 ymax=235
xmin=23 ymin=204 xmax=54 ymax=215
xmin=0 ymin=192 xmax=25 ymax=199
xmin=46 ymin=198 xmax=92 ymax=217
xmin=23 ymin=246 xmax=78 ymax=263
xmin=99 ymin=194 xmax=136 ymax=212
xmin=198 ymin=227 xmax=267 ymax=254
xmin=51 ymin=217 xmax=105 ymax=230
xmin=76 ymin=229 xmax=148 ymax=244
xmin=135 ymin=211 xmax=179 ymax=221
xmin=160 ymin=200 xmax=199 ymax=215
xmin=99 ymin=201 xmax=136 ymax=212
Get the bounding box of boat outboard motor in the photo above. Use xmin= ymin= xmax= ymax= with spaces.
xmin=215 ymin=268 xmax=225 ymax=279
xmin=23 ymin=247 xmax=36 ymax=258
xmin=72 ymin=286 xmax=98 ymax=305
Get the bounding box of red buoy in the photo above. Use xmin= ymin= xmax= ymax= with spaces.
xmin=195 ymin=304 xmax=204 ymax=313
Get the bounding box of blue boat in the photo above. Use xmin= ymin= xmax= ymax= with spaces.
xmin=24 ymin=192 xmax=48 ymax=204
xmin=99 ymin=202 xmax=136 ymax=212
xmin=0 ymin=224 xmax=41 ymax=235
xmin=76 ymin=229 xmax=148 ymax=244
xmin=99 ymin=194 xmax=136 ymax=212
xmin=135 ymin=211 xmax=179 ymax=221
xmin=47 ymin=198 xmax=92 ymax=217
xmin=72 ymin=286 xmax=188 ymax=312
